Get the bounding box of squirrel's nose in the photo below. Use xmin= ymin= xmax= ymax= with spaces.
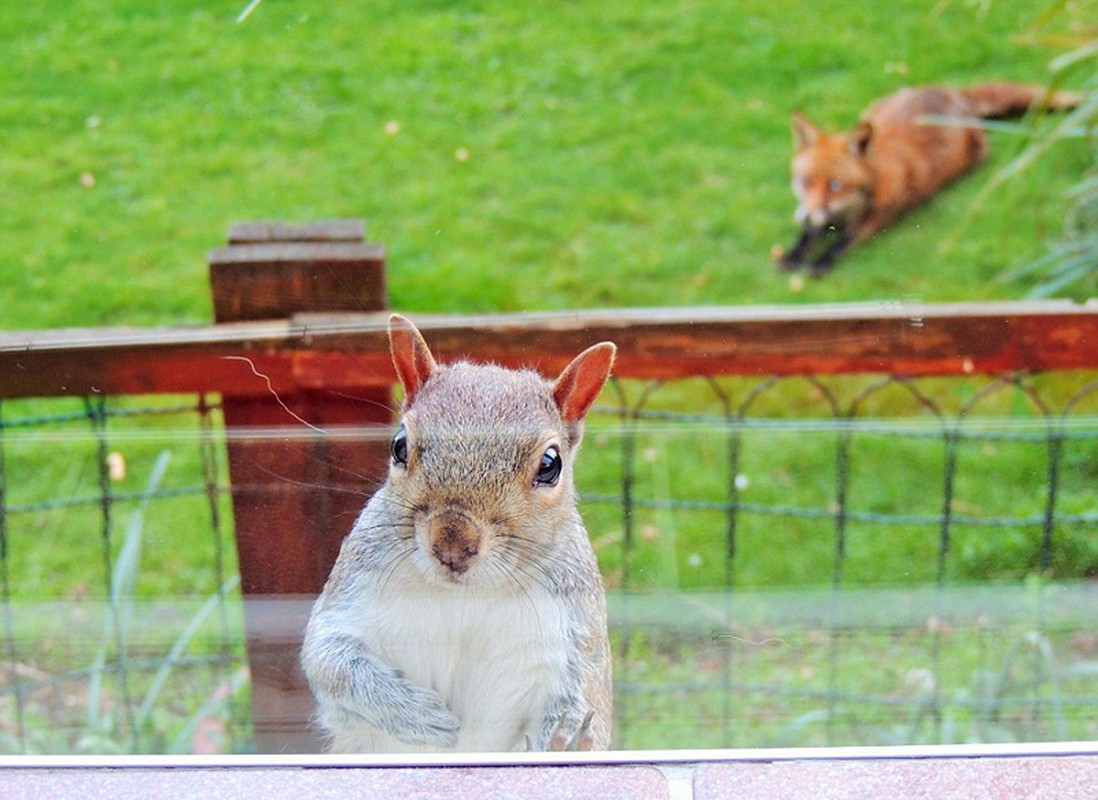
xmin=429 ymin=512 xmax=480 ymax=574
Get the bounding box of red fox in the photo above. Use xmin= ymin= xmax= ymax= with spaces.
xmin=775 ymin=82 xmax=1080 ymax=276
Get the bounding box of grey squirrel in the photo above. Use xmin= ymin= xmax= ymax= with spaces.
xmin=301 ymin=314 xmax=615 ymax=752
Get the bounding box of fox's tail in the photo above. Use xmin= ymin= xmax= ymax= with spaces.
xmin=961 ymin=82 xmax=1082 ymax=119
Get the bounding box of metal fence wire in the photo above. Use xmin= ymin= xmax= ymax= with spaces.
xmin=0 ymin=396 xmax=248 ymax=755
xmin=588 ymin=371 xmax=1098 ymax=749
xmin=0 ymin=370 xmax=1096 ymax=754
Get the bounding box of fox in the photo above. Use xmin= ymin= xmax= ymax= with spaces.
xmin=775 ymin=82 xmax=1081 ymax=276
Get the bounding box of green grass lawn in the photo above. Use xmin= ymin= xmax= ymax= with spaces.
xmin=2 ymin=0 xmax=1094 ymax=332
xmin=3 ymin=0 xmax=1097 ymax=754
xmin=7 ymin=0 xmax=1094 ymax=596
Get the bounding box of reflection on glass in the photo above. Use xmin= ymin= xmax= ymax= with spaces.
xmin=1 ymin=376 xmax=1095 ymax=754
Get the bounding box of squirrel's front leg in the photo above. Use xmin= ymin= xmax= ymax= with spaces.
xmin=303 ymin=630 xmax=461 ymax=748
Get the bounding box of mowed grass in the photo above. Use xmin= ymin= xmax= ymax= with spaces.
xmin=2 ymin=0 xmax=1094 ymax=334
xmin=3 ymin=3 xmax=1098 ymax=754
xmin=3 ymin=0 xmax=1096 ymax=595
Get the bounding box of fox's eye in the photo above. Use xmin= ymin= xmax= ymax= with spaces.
xmin=828 ymin=178 xmax=843 ymax=192
xmin=535 ymin=446 xmax=562 ymax=487
xmin=391 ymin=424 xmax=409 ymax=468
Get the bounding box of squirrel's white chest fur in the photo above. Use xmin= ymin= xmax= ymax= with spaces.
xmin=336 ymin=572 xmax=573 ymax=753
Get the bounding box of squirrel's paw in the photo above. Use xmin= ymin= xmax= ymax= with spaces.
xmin=544 ymin=710 xmax=595 ymax=752
xmin=336 ymin=680 xmax=458 ymax=748
xmin=383 ymin=682 xmax=461 ymax=747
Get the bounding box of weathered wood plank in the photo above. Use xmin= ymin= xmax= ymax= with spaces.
xmin=208 ymin=243 xmax=387 ymax=323
xmin=3 ymin=302 xmax=1098 ymax=400
xmin=209 ymin=223 xmax=392 ymax=755
xmin=228 ymin=219 xmax=366 ymax=244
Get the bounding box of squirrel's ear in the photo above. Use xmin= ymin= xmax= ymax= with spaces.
xmin=553 ymin=342 xmax=616 ymax=424
xmin=791 ymin=111 xmax=820 ymax=151
xmin=389 ymin=314 xmax=438 ymax=406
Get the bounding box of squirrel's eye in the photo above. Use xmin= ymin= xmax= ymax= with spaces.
xmin=535 ymin=445 xmax=562 ymax=487
xmin=828 ymin=178 xmax=843 ymax=193
xmin=391 ymin=424 xmax=408 ymax=468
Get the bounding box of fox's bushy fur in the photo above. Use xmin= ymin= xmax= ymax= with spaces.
xmin=776 ymin=82 xmax=1080 ymax=276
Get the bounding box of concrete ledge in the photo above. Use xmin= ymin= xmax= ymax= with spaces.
xmin=2 ymin=744 xmax=1097 ymax=800
xmin=695 ymin=756 xmax=1098 ymax=799
xmin=0 ymin=765 xmax=670 ymax=800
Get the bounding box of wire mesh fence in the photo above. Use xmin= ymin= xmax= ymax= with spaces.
xmin=0 ymin=396 xmax=249 ymax=754
xmin=0 ymin=369 xmax=1096 ymax=754
xmin=583 ymin=371 xmax=1098 ymax=749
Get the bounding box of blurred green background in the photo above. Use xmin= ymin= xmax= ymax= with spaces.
xmin=3 ymin=0 xmax=1094 ymax=330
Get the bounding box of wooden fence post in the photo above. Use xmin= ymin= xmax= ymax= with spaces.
xmin=208 ymin=219 xmax=391 ymax=753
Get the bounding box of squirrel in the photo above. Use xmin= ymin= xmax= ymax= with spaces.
xmin=301 ymin=314 xmax=616 ymax=753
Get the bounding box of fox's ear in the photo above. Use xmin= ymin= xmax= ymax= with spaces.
xmin=849 ymin=122 xmax=873 ymax=156
xmin=389 ymin=314 xmax=438 ymax=407
xmin=791 ymin=111 xmax=820 ymax=151
xmin=553 ymin=342 xmax=616 ymax=425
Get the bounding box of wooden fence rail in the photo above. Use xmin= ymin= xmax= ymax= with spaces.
xmin=3 ymin=219 xmax=1098 ymax=753
xmin=5 ymin=300 xmax=1098 ymax=400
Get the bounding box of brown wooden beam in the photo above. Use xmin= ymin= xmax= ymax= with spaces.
xmin=207 ymin=220 xmax=392 ymax=754
xmin=4 ymin=301 xmax=1098 ymax=401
